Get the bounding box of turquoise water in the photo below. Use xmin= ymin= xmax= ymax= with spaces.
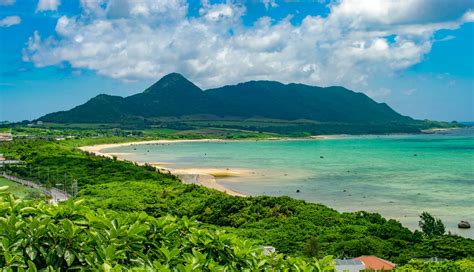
xmin=104 ymin=128 xmax=474 ymax=238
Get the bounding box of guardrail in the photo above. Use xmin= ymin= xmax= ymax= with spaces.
xmin=1 ymin=173 xmax=69 ymax=203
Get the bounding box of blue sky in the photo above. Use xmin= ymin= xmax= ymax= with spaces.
xmin=0 ymin=0 xmax=473 ymax=122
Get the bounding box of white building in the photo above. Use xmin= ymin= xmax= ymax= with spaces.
xmin=0 ymin=133 xmax=12 ymax=141
xmin=261 ymin=246 xmax=276 ymax=256
xmin=334 ymin=259 xmax=365 ymax=272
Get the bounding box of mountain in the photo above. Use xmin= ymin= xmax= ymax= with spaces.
xmin=126 ymin=73 xmax=210 ymax=117
xmin=40 ymin=94 xmax=130 ymax=123
xmin=39 ymin=73 xmax=420 ymax=133
xmin=205 ymin=81 xmax=406 ymax=123
xmin=40 ymin=73 xmax=410 ymax=122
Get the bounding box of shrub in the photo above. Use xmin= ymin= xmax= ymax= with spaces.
xmin=0 ymin=188 xmax=334 ymax=271
xmin=419 ymin=212 xmax=445 ymax=236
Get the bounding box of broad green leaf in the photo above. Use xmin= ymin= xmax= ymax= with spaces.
xmin=26 ymin=245 xmax=37 ymax=260
xmin=64 ymin=249 xmax=75 ymax=266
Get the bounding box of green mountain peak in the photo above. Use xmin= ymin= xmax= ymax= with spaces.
xmin=143 ymin=72 xmax=202 ymax=94
xmin=39 ymin=74 xmax=418 ymax=133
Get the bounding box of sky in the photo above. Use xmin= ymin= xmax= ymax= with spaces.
xmin=0 ymin=0 xmax=473 ymax=122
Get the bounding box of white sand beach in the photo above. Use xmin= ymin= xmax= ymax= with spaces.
xmin=79 ymin=136 xmax=345 ymax=197
xmin=79 ymin=139 xmax=247 ymax=197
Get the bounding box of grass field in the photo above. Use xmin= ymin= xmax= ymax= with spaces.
xmin=0 ymin=177 xmax=43 ymax=199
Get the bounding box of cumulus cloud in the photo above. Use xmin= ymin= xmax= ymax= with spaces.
xmin=23 ymin=0 xmax=474 ymax=95
xmin=199 ymin=2 xmax=245 ymax=23
xmin=262 ymin=0 xmax=278 ymax=10
xmin=0 ymin=15 xmax=21 ymax=27
xmin=36 ymin=0 xmax=61 ymax=12
xmin=329 ymin=0 xmax=473 ymax=25
xmin=461 ymin=10 xmax=474 ymax=22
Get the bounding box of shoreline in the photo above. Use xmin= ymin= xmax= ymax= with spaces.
xmin=78 ymin=133 xmax=474 ymax=238
xmin=80 ymin=139 xmax=250 ymax=197
xmin=78 ymin=129 xmax=460 ymax=197
xmin=77 ymin=126 xmax=464 ymax=156
xmin=79 ymin=136 xmax=339 ymax=156
xmin=79 ymin=137 xmax=337 ymax=197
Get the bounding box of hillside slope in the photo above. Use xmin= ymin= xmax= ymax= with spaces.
xmin=39 ymin=73 xmax=412 ymax=126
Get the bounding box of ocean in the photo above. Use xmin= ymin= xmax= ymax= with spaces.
xmin=103 ymin=128 xmax=474 ymax=238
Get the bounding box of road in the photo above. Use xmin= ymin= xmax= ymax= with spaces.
xmin=1 ymin=173 xmax=69 ymax=203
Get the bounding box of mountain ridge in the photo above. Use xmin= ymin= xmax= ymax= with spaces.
xmin=39 ymin=73 xmax=416 ymax=132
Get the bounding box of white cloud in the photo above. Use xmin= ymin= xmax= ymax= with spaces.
xmin=129 ymin=0 xmax=187 ymax=18
xmin=403 ymin=88 xmax=416 ymax=96
xmin=0 ymin=15 xmax=21 ymax=27
xmin=36 ymin=0 xmax=61 ymax=12
xmin=367 ymin=87 xmax=392 ymax=98
xmin=23 ymin=0 xmax=474 ymax=97
xmin=329 ymin=0 xmax=473 ymax=26
xmin=435 ymin=35 xmax=455 ymax=42
xmin=0 ymin=0 xmax=15 ymax=5
xmin=461 ymin=10 xmax=474 ymax=22
xmin=263 ymin=0 xmax=278 ymax=10
xmin=199 ymin=2 xmax=245 ymax=23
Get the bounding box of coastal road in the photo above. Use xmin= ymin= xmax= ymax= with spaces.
xmin=1 ymin=173 xmax=69 ymax=203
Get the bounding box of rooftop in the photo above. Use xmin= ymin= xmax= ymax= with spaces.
xmin=335 ymin=259 xmax=364 ymax=266
xmin=354 ymin=256 xmax=396 ymax=270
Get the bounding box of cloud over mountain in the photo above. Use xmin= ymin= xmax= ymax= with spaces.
xmin=23 ymin=0 xmax=474 ymax=94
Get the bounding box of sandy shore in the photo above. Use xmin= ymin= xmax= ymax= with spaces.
xmin=421 ymin=127 xmax=460 ymax=133
xmin=79 ymin=136 xmax=339 ymax=157
xmin=80 ymin=139 xmax=228 ymax=158
xmin=77 ymin=131 xmax=442 ymax=197
xmin=79 ymin=139 xmax=248 ymax=196
xmin=79 ymin=136 xmax=346 ymax=196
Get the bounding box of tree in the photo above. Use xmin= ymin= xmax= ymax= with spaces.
xmin=304 ymin=237 xmax=320 ymax=257
xmin=419 ymin=212 xmax=445 ymax=236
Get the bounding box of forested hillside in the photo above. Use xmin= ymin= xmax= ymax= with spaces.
xmin=38 ymin=73 xmax=426 ymax=135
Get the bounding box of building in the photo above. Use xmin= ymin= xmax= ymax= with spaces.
xmin=354 ymin=256 xmax=396 ymax=271
xmin=335 ymin=256 xmax=396 ymax=271
xmin=334 ymin=259 xmax=365 ymax=272
xmin=0 ymin=154 xmax=23 ymax=167
xmin=261 ymin=246 xmax=276 ymax=256
xmin=0 ymin=160 xmax=23 ymax=166
xmin=0 ymin=133 xmax=12 ymax=141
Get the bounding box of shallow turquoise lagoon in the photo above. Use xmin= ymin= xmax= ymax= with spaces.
xmin=104 ymin=128 xmax=474 ymax=238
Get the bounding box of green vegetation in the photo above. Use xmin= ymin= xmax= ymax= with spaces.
xmin=0 ymin=177 xmax=43 ymax=200
xmin=10 ymin=126 xmax=144 ymax=139
xmin=1 ymin=137 xmax=473 ymax=269
xmin=396 ymin=258 xmax=474 ymax=271
xmin=0 ymin=189 xmax=335 ymax=271
xmin=4 ymin=124 xmax=278 ymax=142
xmin=35 ymin=73 xmax=461 ymax=134
xmin=176 ymin=119 xmax=436 ymax=136
xmin=419 ymin=212 xmax=446 ymax=236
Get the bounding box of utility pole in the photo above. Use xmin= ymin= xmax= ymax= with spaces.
xmin=63 ymin=173 xmax=67 ymax=195
xmin=71 ymin=179 xmax=78 ymax=198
